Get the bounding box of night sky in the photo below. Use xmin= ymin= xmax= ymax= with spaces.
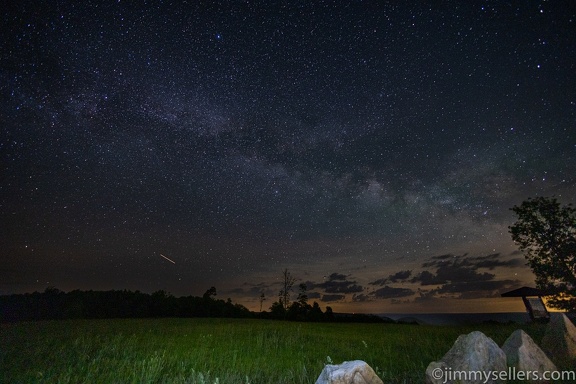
xmin=2 ymin=1 xmax=575 ymax=313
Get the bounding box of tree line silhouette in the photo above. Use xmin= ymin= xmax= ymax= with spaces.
xmin=0 ymin=286 xmax=391 ymax=323
xmin=0 ymin=287 xmax=250 ymax=322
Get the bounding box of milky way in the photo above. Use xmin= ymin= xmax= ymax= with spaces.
xmin=1 ymin=1 xmax=575 ymax=313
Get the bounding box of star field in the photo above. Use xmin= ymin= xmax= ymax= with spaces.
xmin=1 ymin=0 xmax=575 ymax=313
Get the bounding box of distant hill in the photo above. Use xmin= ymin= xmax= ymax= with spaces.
xmin=380 ymin=312 xmax=534 ymax=325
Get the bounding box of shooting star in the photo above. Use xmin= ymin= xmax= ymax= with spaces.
xmin=160 ymin=253 xmax=176 ymax=264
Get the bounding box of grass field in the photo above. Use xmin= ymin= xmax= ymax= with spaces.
xmin=0 ymin=318 xmax=559 ymax=383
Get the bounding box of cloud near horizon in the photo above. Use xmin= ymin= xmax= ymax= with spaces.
xmin=369 ymin=270 xmax=412 ymax=286
xmin=397 ymin=253 xmax=524 ymax=302
xmin=230 ymin=251 xmax=528 ymax=310
xmin=310 ymin=273 xmax=364 ymax=294
xmin=371 ymin=286 xmax=415 ymax=299
xmin=317 ymin=253 xmax=526 ymax=306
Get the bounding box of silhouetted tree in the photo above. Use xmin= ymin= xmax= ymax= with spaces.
xmin=324 ymin=306 xmax=335 ymax=321
xmin=279 ymin=269 xmax=296 ymax=311
xmin=510 ymin=197 xmax=576 ymax=312
xmin=286 ymin=283 xmax=312 ymax=321
xmin=296 ymin=283 xmax=308 ymax=306
xmin=201 ymin=287 xmax=219 ymax=317
xmin=308 ymin=302 xmax=325 ymax=322
xmin=203 ymin=286 xmax=217 ymax=300
xmin=269 ymin=301 xmax=286 ymax=318
xmin=259 ymin=290 xmax=266 ymax=312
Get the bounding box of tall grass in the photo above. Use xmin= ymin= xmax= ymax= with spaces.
xmin=0 ymin=318 xmax=551 ymax=383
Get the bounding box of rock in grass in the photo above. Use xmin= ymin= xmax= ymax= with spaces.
xmin=425 ymin=331 xmax=506 ymax=384
xmin=501 ymin=329 xmax=556 ymax=382
xmin=541 ymin=313 xmax=576 ymax=363
xmin=315 ymin=360 xmax=383 ymax=384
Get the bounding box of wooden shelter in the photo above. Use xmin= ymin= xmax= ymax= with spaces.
xmin=501 ymin=286 xmax=550 ymax=322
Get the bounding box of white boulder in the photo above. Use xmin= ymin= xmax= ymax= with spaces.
xmin=501 ymin=329 xmax=557 ymax=382
xmin=541 ymin=313 xmax=576 ymax=363
xmin=315 ymin=360 xmax=383 ymax=384
xmin=425 ymin=331 xmax=507 ymax=384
